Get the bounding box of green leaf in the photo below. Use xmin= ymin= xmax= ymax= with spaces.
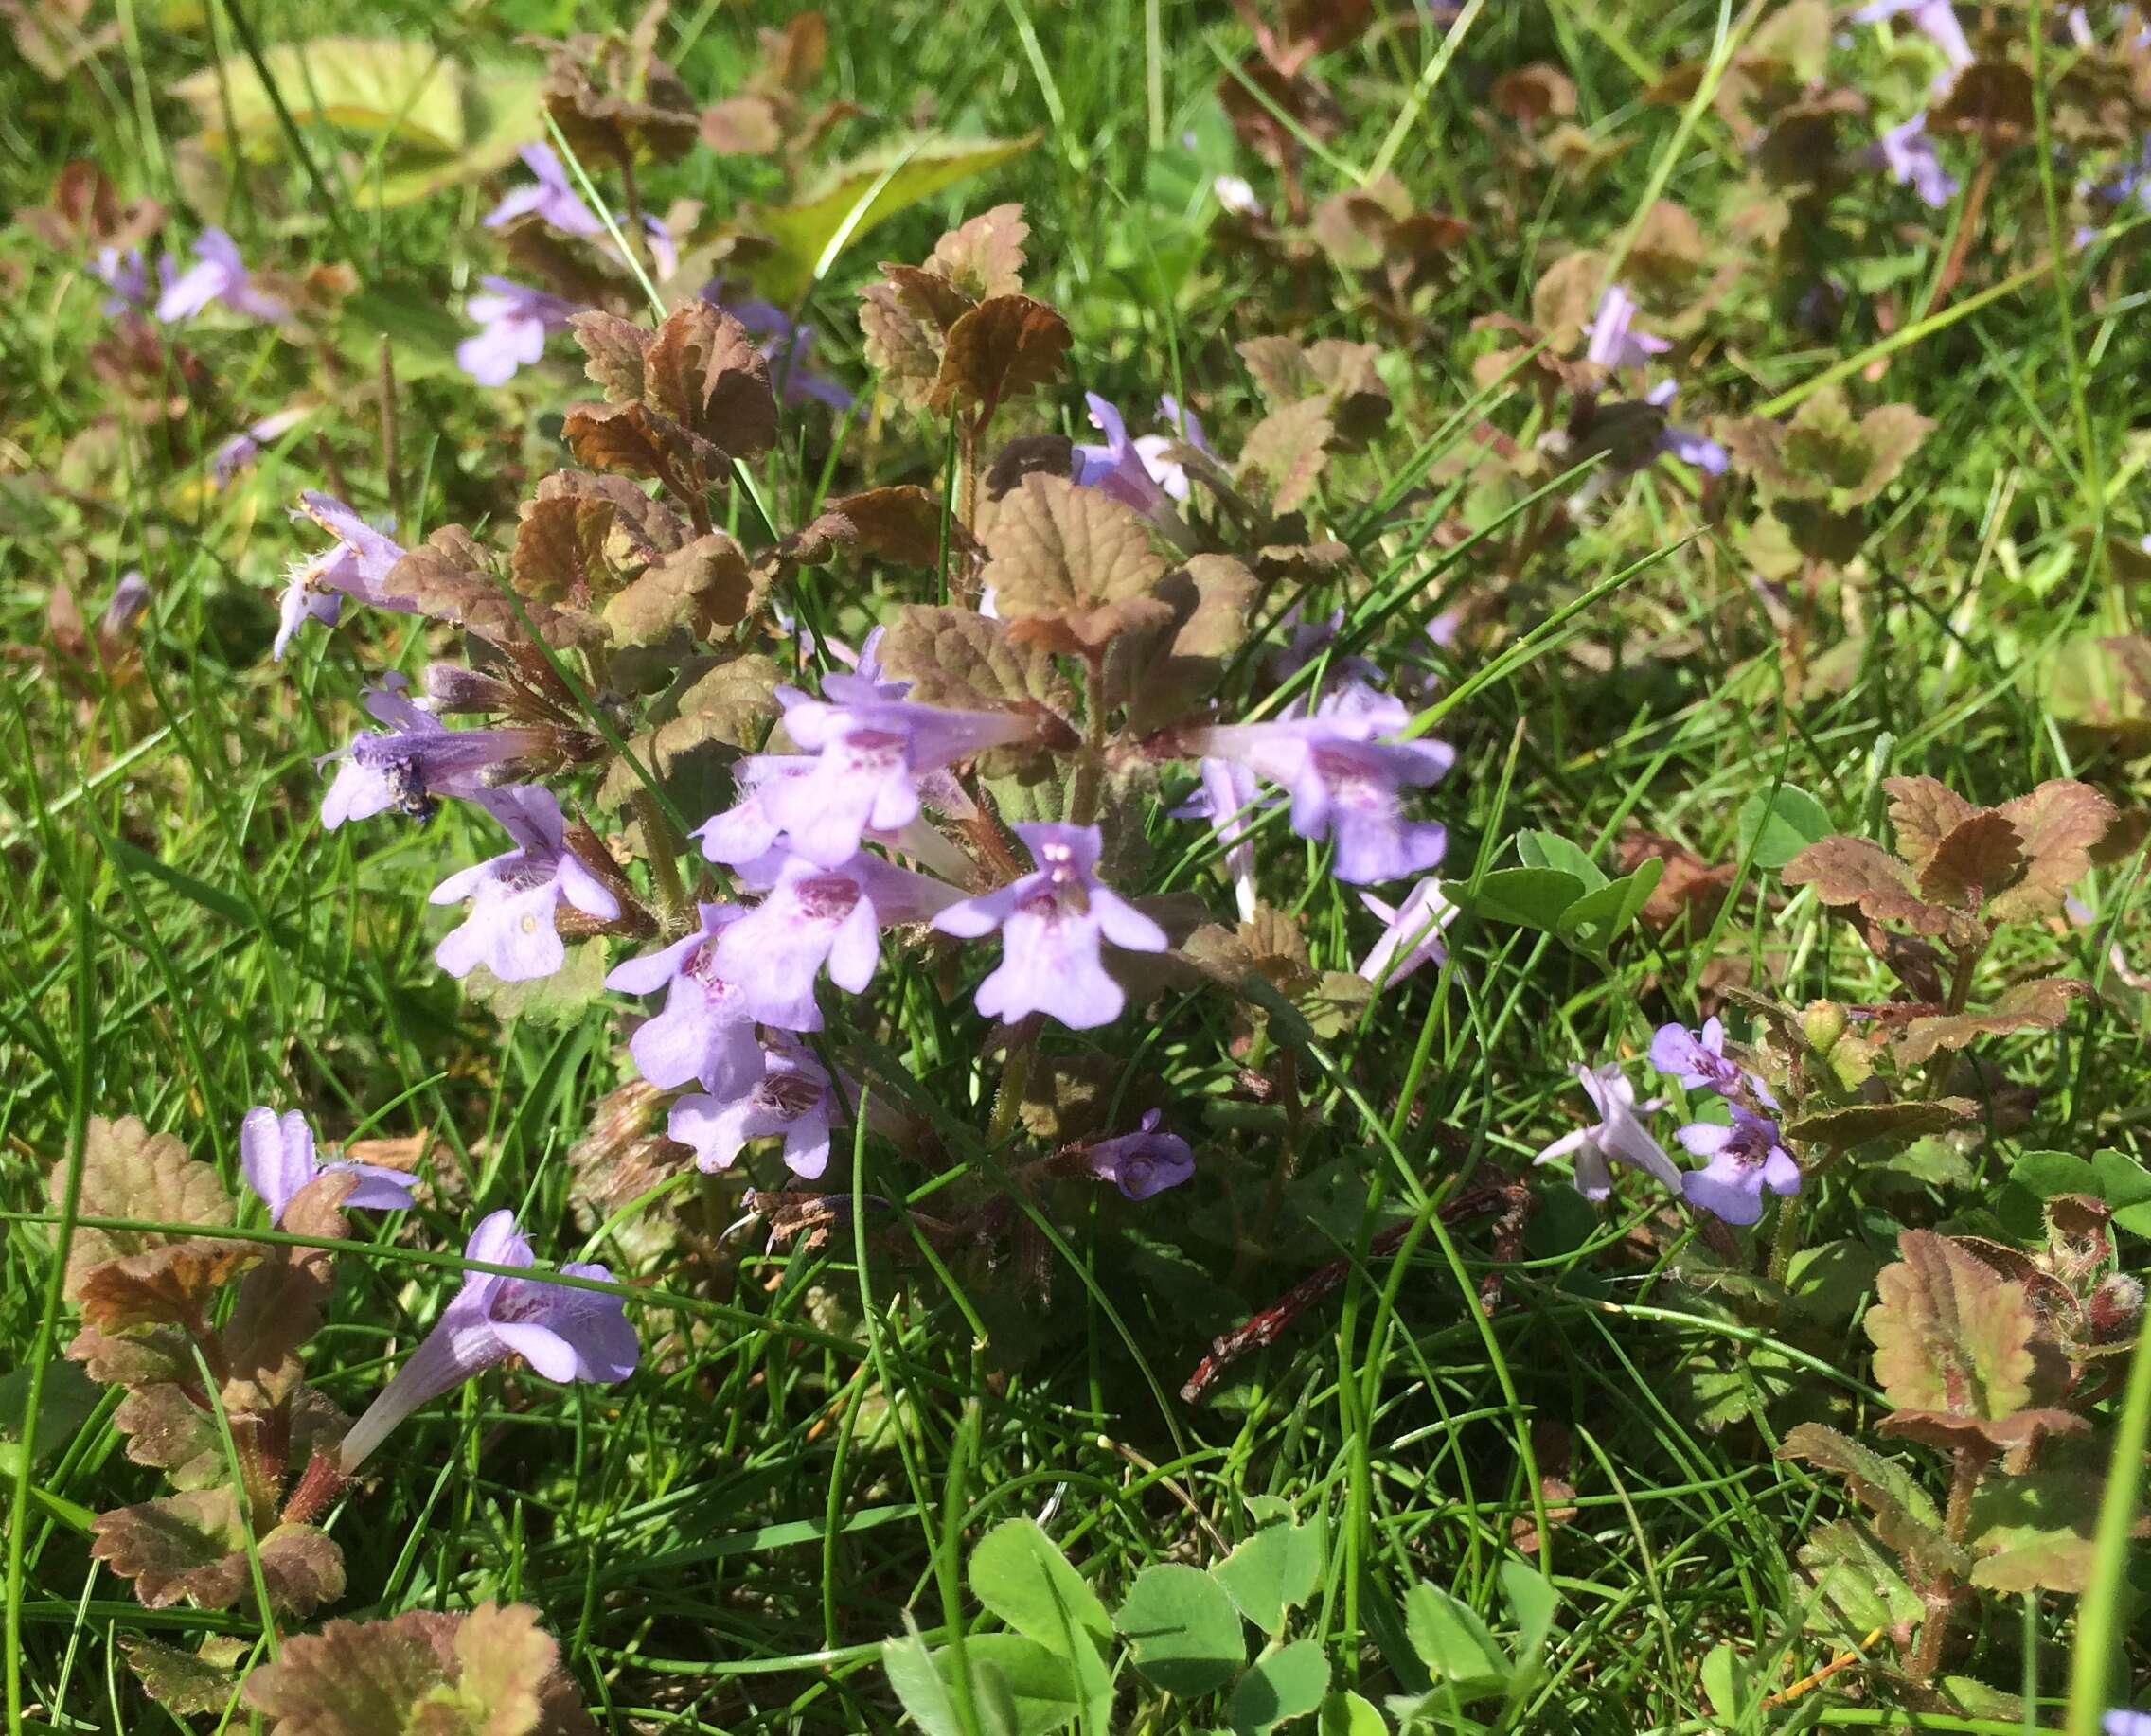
xmin=1736 ymin=783 xmax=1832 ymax=870
xmin=1401 ymin=1583 xmax=1509 ymax=1703
xmin=1116 ymin=1563 xmax=1245 ymax=1696
xmin=1778 ymin=1423 xmax=1965 ymax=1583
xmin=1452 ymin=867 xmax=1587 ymax=932
xmin=1514 ymin=830 xmax=1609 ymax=894
xmin=1555 ymin=859 xmax=1663 ymax=955
xmin=1795 ymin=1519 xmax=1923 ymax=1643
xmin=465 ymin=939 xmax=612 ymax=1028
xmin=1699 ymin=1642 xmax=1754 ymax=1722
xmin=884 ymin=1624 xmax=964 ymax=1736
xmin=748 ymin=133 xmax=1042 ymax=303
xmin=1227 ymin=1639 xmax=1330 ymax=1736
xmin=367 ymin=70 xmax=549 ymax=209
xmin=1213 ymin=1522 xmax=1324 ymax=1637
xmin=0 ymin=1360 xmax=98 ymax=1470
xmin=2000 ymin=1148 xmax=2151 ymax=1239
xmin=1966 ymin=1465 xmax=2105 ymax=1593
xmin=1317 ymin=1691 xmax=1388 ymax=1736
xmin=968 ymin=1518 xmax=1113 ymax=1657
xmin=1495 ymin=1559 xmax=1556 ymax=1672
xmin=940 ymin=1635 xmax=1085 ymax=1736
xmin=176 ymin=37 xmax=470 ymax=156
xmin=1864 ymin=1230 xmax=2038 ymax=1420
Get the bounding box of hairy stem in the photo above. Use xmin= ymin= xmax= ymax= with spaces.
xmin=1067 ymin=652 xmax=1110 ymax=827
xmin=635 ymin=789 xmax=691 ymax=933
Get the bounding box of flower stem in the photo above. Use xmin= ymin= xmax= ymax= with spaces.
xmin=635 ymin=789 xmax=691 ymax=935
xmin=1765 ymin=1178 xmax=1806 ymax=1288
xmin=1067 ymin=652 xmax=1109 ymax=827
xmin=280 ymin=1449 xmax=348 ymax=1527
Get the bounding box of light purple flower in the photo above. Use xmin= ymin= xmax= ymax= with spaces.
xmin=336 ymin=1208 xmax=636 ymax=1473
xmin=1531 ymin=1063 xmax=1683 ymax=1201
xmin=2104 ymin=1712 xmax=2151 ymax=1736
xmin=100 ymin=572 xmax=152 ymax=641
xmin=1585 ymin=286 xmax=1670 ymax=370
xmin=154 ymin=229 xmax=288 ymax=325
xmin=431 ymin=787 xmax=622 ymax=983
xmin=1172 ymin=758 xmax=1266 ymax=921
xmin=1269 ymin=605 xmax=1386 ymax=699
xmin=1644 ymin=380 xmax=1729 ymax=476
xmin=1073 ymin=395 xmax=1203 ymax=540
xmin=457 ymin=277 xmax=580 ymax=386
xmin=1678 ymin=1105 xmax=1801 ymax=1227
xmin=711 ymin=850 xmax=960 ymax=1031
xmin=1189 ymin=686 xmax=1453 ymax=885
xmin=276 ymin=492 xmax=414 ymax=661
xmin=1852 ymin=0 xmax=1974 ymax=69
xmin=933 ymin=823 xmax=1167 ymax=1030
xmin=239 ymin=1106 xmax=419 ymax=1226
xmin=1648 ymin=1018 xmax=1743 ymax=1094
xmin=669 ymin=1040 xmax=839 ymax=1178
xmin=1080 ymin=1109 xmax=1195 ymax=1199
xmin=1863 ymin=113 xmax=1959 ymax=208
xmin=752 ymin=692 xmax=1032 ymax=868
xmin=93 ymin=246 xmax=148 ymax=316
xmin=322 ymin=676 xmax=552 ymax=829
xmin=212 ymin=405 xmax=311 ymax=489
xmin=1357 ymin=877 xmax=1457 ymax=990
xmin=605 ymin=902 xmax=762 ymax=1095
xmin=484 ymin=143 xmax=606 ymax=237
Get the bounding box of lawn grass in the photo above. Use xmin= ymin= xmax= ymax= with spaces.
xmin=2 ymin=0 xmax=2148 ymax=1731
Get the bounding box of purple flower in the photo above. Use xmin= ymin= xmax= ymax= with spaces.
xmin=710 ymin=850 xmax=960 ymax=1031
xmin=1648 ymin=1018 xmax=1743 ymax=1095
xmin=1080 ymin=1109 xmax=1195 ymax=1199
xmin=212 ymin=405 xmax=311 ymax=490
xmin=276 ymin=492 xmax=414 ymax=661
xmin=1644 ymin=380 xmax=1730 ymax=476
xmin=484 ymin=144 xmax=606 ymax=237
xmin=1532 ymin=1063 xmax=1682 ymax=1201
xmin=1172 ymin=758 xmax=1266 ymax=921
xmin=1357 ymin=877 xmax=1457 ymax=990
xmin=754 ymin=692 xmax=1032 ymax=868
xmin=669 ymin=1039 xmax=839 ymax=1179
xmin=240 ymin=1107 xmax=418 ymax=1226
xmin=93 ymin=246 xmax=148 ymax=316
xmin=1189 ymin=686 xmax=1453 ymax=885
xmin=1678 ymin=1105 xmax=1801 ymax=1227
xmin=321 ymin=675 xmax=552 ymax=829
xmin=1585 ymin=286 xmax=1670 ymax=370
xmin=154 ymin=229 xmax=288 ymax=325
xmin=933 ymin=823 xmax=1167 ymax=1030
xmin=431 ymin=787 xmax=622 ymax=983
xmin=1863 ymin=113 xmax=1960 ymax=208
xmin=100 ymin=572 xmax=152 ymax=641
xmin=605 ymin=903 xmax=762 ymax=1095
xmin=457 ymin=277 xmax=580 ymax=386
xmin=1269 ymin=605 xmax=1386 ymax=699
xmin=2105 ymin=1713 xmax=2151 ymax=1736
xmin=1073 ymin=395 xmax=1203 ymax=540
xmin=1852 ymin=0 xmax=1974 ymax=69
xmin=336 ymin=1208 xmax=636 ymax=1473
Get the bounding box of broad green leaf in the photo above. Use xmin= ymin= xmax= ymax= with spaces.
xmin=1555 ymin=859 xmax=1663 ymax=955
xmin=884 ymin=1625 xmax=964 ymax=1736
xmin=0 ymin=1360 xmax=98 ymax=1469
xmin=175 ymin=38 xmax=468 ymax=156
xmin=1318 ymin=1692 xmax=1387 ymax=1736
xmin=1401 ymin=1583 xmax=1508 ymax=1702
xmin=968 ymin=1518 xmax=1112 ymax=1656
xmin=940 ymin=1635 xmax=1084 ymax=1736
xmin=1496 ymin=1560 xmax=1556 ymax=1670
xmin=746 ymin=133 xmax=1042 ymax=302
xmin=1213 ymin=1521 xmax=1324 ymax=1637
xmin=1514 ymin=830 xmax=1608 ymax=894
xmin=1778 ymin=1423 xmax=1965 ymax=1583
xmin=1795 ymin=1519 xmax=1922 ymax=1643
xmin=1699 ymin=1642 xmax=1754 ymax=1722
xmin=2095 ymin=1146 xmax=2151 ymax=1236
xmin=1115 ymin=1563 xmax=1244 ymax=1697
xmin=1864 ymin=1230 xmax=2039 ymax=1420
xmin=1736 ymin=783 xmax=1832 ymax=870
xmin=1966 ymin=1465 xmax=2105 ymax=1593
xmin=366 ymin=71 xmax=548 ymax=208
xmin=466 ymin=939 xmax=611 ymax=1029
xmin=1227 ymin=1639 xmax=1330 ymax=1736
xmin=1452 ymin=867 xmax=1587 ymax=932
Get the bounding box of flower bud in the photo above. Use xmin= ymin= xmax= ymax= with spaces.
xmin=422 ymin=663 xmax=513 ymax=713
xmin=2089 ymin=1272 xmax=2144 ymax=1342
xmin=1802 ymin=1000 xmax=1847 ymax=1054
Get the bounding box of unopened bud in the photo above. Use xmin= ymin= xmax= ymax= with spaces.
xmin=1802 ymin=1000 xmax=1848 ymax=1053
xmin=2088 ymin=1272 xmax=2144 ymax=1341
xmin=422 ymin=663 xmax=512 ymax=713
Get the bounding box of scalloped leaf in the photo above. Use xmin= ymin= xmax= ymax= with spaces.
xmin=928 ymin=294 xmax=1070 ymax=416
xmin=1988 ymin=779 xmax=2115 ymax=922
xmin=53 ymin=1115 xmax=233 ymax=1301
xmin=1778 ymin=1423 xmax=1964 ymax=1582
xmin=1865 ymin=1230 xmax=2038 ymax=1421
xmin=1891 ymin=977 xmax=2086 ymax=1066
xmin=1783 ymin=836 xmax=1949 ymax=935
xmin=983 ymin=473 xmax=1173 ymax=651
xmin=1781 ymin=1097 xmax=1974 ymax=1149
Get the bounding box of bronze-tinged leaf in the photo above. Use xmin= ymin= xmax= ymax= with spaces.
xmin=77 ymin=1240 xmax=261 ymax=1335
xmin=883 ymin=262 xmax=978 ymax=334
xmin=1892 ymin=976 xmax=2087 ymax=1065
xmin=928 ymin=201 xmax=1028 ymax=299
xmin=1778 ymin=1422 xmax=1966 ymax=1583
xmin=449 ymin=1602 xmax=600 ymax=1736
xmin=877 ymin=604 xmax=1076 ymax=717
xmin=699 ymin=95 xmax=782 ymax=155
xmin=986 ymin=433 xmax=1076 ymax=500
xmin=120 ymin=1636 xmax=238 ymax=1718
xmin=1528 ymin=250 xmax=1605 ymax=348
xmin=112 ymin=1384 xmax=222 ymax=1488
xmin=1865 ymin=1229 xmax=2039 ymax=1421
xmin=1841 ymin=403 xmax=1933 ymax=505
xmin=1491 ymin=62 xmax=1578 ymax=125
xmin=513 ymin=494 xmax=617 ymax=608
xmin=222 ymin=1171 xmax=355 ymax=1411
xmin=980 ymin=472 xmax=1173 ymax=648
xmin=596 ymin=655 xmax=782 ymax=811
xmin=645 ymin=302 xmax=778 ymax=459
xmin=1125 ymin=553 xmax=1258 ymax=734
xmin=561 ymin=402 xmax=684 ymax=492
xmin=52 ymin=1115 xmax=233 ymax=1300
xmin=539 ymin=22 xmax=699 ymax=166
xmin=857 ymin=281 xmax=940 ymax=409
xmin=1931 ymin=58 xmax=2036 ymax=146
xmin=569 ymin=310 xmax=650 ymax=407
xmin=1238 ymin=397 xmax=1335 ymax=514
xmin=1781 ymin=1097 xmax=1975 ymax=1150
xmin=1237 ymin=334 xmax=1318 ymax=406
xmin=537 ymin=469 xmax=686 ymax=560
xmin=90 ymin=1488 xmax=251 ymax=1608
xmin=67 ymin=1324 xmax=190 ymax=1387
xmin=1917 ymin=810 xmax=2023 ymax=908
xmin=602 ymin=531 xmax=753 ymax=647
xmin=929 ymin=294 xmax=1071 ymax=415
xmin=20 ymin=160 xmax=164 ymax=253
xmin=1783 ymin=835 xmax=1950 ymax=935
xmin=245 ymin=1609 xmax=453 ymax=1735
xmin=1303 ymin=338 xmax=1389 ymax=445
xmin=1989 ymin=779 xmax=2115 ymax=922
xmin=1877 ymin=1407 xmax=2089 ymax=1459
xmin=823 ymin=485 xmax=964 ymax=568
xmin=1884 ymin=775 xmax=1980 ymax=872
xmin=256 ymin=1524 xmax=346 ymax=1618
xmin=1628 ymin=199 xmax=1708 ymax=290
